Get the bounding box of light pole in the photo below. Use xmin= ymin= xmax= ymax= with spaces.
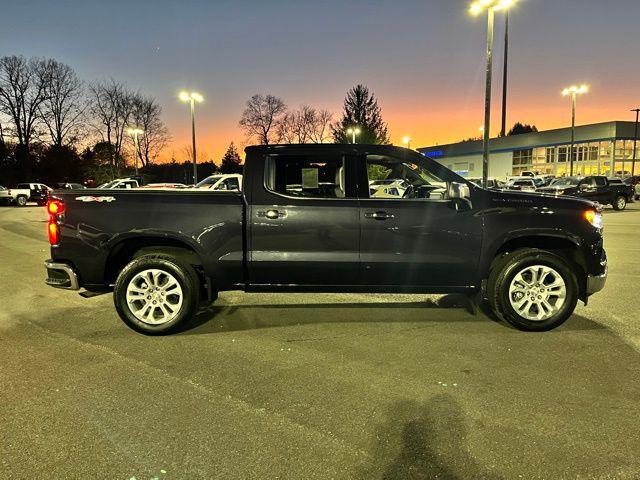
xmin=562 ymin=84 xmax=588 ymax=176
xmin=470 ymin=0 xmax=516 ymax=188
xmin=402 ymin=136 xmax=412 ymax=150
xmin=126 ymin=128 xmax=144 ymax=176
xmin=179 ymin=91 xmax=204 ymax=184
xmin=500 ymin=10 xmax=509 ymax=137
xmin=346 ymin=127 xmax=361 ymax=144
xmin=631 ymin=108 xmax=639 ymax=177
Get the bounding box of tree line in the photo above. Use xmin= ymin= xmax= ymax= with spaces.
xmin=239 ymin=84 xmax=389 ymax=146
xmin=0 ymin=53 xmax=391 ymax=186
xmin=0 ymin=55 xmax=178 ymax=185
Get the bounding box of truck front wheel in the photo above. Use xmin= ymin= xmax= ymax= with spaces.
xmin=114 ymin=254 xmax=200 ymax=335
xmin=487 ymin=249 xmax=578 ymax=332
xmin=612 ymin=195 xmax=627 ymax=211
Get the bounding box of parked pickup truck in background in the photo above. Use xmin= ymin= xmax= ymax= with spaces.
xmin=1 ymin=185 xmax=31 ymax=206
xmin=537 ymin=175 xmax=634 ymax=210
xmin=16 ymin=183 xmax=52 ymax=206
xmin=44 ymin=144 xmax=607 ymax=335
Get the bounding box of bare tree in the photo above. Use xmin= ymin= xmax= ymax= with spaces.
xmin=309 ymin=109 xmax=333 ymax=143
xmin=276 ymin=111 xmax=297 ymax=143
xmin=129 ymin=94 xmax=170 ymax=167
xmin=39 ymin=59 xmax=85 ymax=147
xmin=239 ymin=94 xmax=286 ymax=145
xmin=89 ymin=79 xmax=134 ymax=168
xmin=276 ymin=105 xmax=333 ymax=144
xmin=0 ymin=55 xmax=50 ymax=151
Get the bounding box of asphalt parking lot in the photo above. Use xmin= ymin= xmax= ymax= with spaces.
xmin=1 ymin=203 xmax=639 ymax=479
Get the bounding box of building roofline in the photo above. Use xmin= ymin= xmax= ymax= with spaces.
xmin=417 ymin=120 xmax=638 ymax=159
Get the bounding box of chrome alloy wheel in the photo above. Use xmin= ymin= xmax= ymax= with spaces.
xmin=126 ymin=268 xmax=183 ymax=325
xmin=508 ymin=265 xmax=566 ymax=321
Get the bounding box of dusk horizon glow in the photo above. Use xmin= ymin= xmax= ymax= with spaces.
xmin=1 ymin=0 xmax=639 ymax=163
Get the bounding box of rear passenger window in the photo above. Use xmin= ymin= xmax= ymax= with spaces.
xmin=594 ymin=177 xmax=607 ymax=187
xmin=265 ymin=155 xmax=346 ymax=199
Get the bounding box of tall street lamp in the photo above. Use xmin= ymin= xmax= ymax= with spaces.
xmin=470 ymin=0 xmax=516 ymax=188
xmin=126 ymin=128 xmax=144 ymax=176
xmin=500 ymin=10 xmax=509 ymax=137
xmin=179 ymin=91 xmax=204 ymax=184
xmin=402 ymin=136 xmax=412 ymax=150
xmin=562 ymin=84 xmax=588 ymax=176
xmin=346 ymin=126 xmax=361 ymax=144
xmin=631 ymin=108 xmax=639 ymax=177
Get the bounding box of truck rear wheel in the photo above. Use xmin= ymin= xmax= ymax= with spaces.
xmin=114 ymin=254 xmax=200 ymax=335
xmin=613 ymin=195 xmax=627 ymax=211
xmin=15 ymin=195 xmax=28 ymax=207
xmin=487 ymin=248 xmax=578 ymax=332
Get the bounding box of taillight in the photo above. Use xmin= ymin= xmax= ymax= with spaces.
xmin=47 ymin=199 xmax=64 ymax=215
xmin=48 ymin=219 xmax=60 ymax=245
xmin=46 ymin=199 xmax=64 ymax=246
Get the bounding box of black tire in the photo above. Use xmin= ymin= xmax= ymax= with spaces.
xmin=114 ymin=254 xmax=200 ymax=335
xmin=612 ymin=195 xmax=627 ymax=211
xmin=15 ymin=195 xmax=28 ymax=207
xmin=487 ymin=248 xmax=578 ymax=332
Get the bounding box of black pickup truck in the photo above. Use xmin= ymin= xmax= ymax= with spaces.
xmin=44 ymin=145 xmax=607 ymax=334
xmin=537 ymin=175 xmax=633 ymax=210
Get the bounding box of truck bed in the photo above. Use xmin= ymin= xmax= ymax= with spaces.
xmin=50 ymin=189 xmax=245 ymax=290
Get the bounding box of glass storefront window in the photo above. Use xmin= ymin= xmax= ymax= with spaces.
xmin=545 ymin=147 xmax=555 ymax=163
xmin=508 ymin=139 xmax=636 ymax=177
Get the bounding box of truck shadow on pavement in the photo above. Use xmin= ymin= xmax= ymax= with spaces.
xmin=181 ymin=294 xmax=606 ymax=335
xmin=356 ymin=395 xmax=502 ymax=480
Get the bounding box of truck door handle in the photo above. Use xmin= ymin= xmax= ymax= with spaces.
xmin=364 ymin=211 xmax=394 ymax=220
xmin=257 ymin=209 xmax=286 ymax=219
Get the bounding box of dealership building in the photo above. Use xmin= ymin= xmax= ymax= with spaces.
xmin=417 ymin=121 xmax=639 ymax=180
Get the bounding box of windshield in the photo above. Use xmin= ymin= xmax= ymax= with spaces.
xmin=550 ymin=177 xmax=580 ymax=187
xmin=98 ymin=180 xmax=117 ymax=188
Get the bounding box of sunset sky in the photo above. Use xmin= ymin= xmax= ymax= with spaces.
xmin=2 ymin=0 xmax=639 ymax=162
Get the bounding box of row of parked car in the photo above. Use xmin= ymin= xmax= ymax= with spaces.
xmin=467 ymin=173 xmax=637 ymax=211
xmin=0 ymin=182 xmax=87 ymax=206
xmin=0 ymin=174 xmax=245 ymax=206
xmin=94 ymin=174 xmax=243 ymax=191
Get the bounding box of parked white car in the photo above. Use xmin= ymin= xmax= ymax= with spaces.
xmin=505 ymin=178 xmax=537 ymax=192
xmin=369 ymin=179 xmax=410 ymax=198
xmin=0 ymin=185 xmax=13 ymax=204
xmin=97 ymin=178 xmax=141 ymax=189
xmin=195 ymin=174 xmax=242 ymax=191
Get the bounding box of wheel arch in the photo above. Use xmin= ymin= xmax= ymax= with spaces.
xmin=104 ymin=236 xmax=204 ymax=286
xmin=481 ymin=232 xmax=588 ymax=299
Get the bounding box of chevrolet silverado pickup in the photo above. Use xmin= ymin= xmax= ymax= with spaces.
xmin=44 ymin=144 xmax=607 ymax=335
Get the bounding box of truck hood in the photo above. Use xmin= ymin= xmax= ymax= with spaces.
xmin=488 ymin=189 xmax=596 ymax=210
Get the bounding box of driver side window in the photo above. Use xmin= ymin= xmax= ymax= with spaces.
xmin=365 ymin=154 xmax=447 ymax=201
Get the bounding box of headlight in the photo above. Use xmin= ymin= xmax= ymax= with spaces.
xmin=584 ymin=209 xmax=603 ymax=229
xmin=555 ymin=190 xmax=564 ymax=195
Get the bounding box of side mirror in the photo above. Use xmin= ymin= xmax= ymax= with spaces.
xmin=448 ymin=182 xmax=470 ymax=200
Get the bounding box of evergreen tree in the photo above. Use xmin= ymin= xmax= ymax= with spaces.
xmin=507 ymin=122 xmax=538 ymax=136
xmin=331 ymin=84 xmax=389 ymax=145
xmin=219 ymin=142 xmax=243 ymax=173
